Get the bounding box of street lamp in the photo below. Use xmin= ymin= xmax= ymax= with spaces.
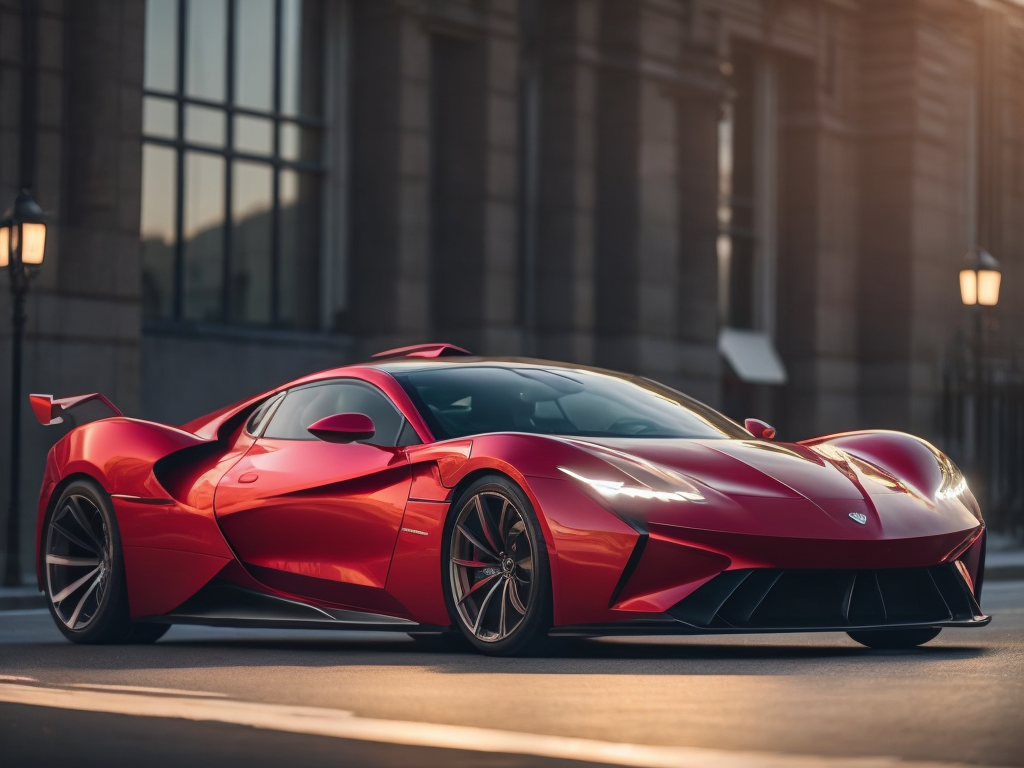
xmin=959 ymin=246 xmax=1001 ymax=308
xmin=1 ymin=190 xmax=47 ymax=587
xmin=958 ymin=246 xmax=1000 ymax=509
xmin=959 ymin=247 xmax=1001 ymax=382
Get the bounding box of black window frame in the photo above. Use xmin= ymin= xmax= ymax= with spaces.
xmin=141 ymin=0 xmax=328 ymax=327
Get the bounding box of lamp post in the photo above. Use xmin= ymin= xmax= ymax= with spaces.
xmin=1 ymin=190 xmax=47 ymax=587
xmin=958 ymin=246 xmax=1001 ymax=500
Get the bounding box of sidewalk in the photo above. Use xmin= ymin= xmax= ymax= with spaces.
xmin=984 ymin=549 xmax=1024 ymax=582
xmin=0 ymin=584 xmax=44 ymax=611
xmin=2 ymin=552 xmax=1022 ymax=612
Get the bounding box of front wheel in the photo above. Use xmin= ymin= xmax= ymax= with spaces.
xmin=442 ymin=475 xmax=552 ymax=656
xmin=847 ymin=628 xmax=941 ymax=649
xmin=43 ymin=478 xmax=169 ymax=644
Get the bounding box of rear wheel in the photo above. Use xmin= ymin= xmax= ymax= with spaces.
xmin=847 ymin=628 xmax=941 ymax=649
xmin=43 ymin=479 xmax=169 ymax=644
xmin=442 ymin=475 xmax=552 ymax=656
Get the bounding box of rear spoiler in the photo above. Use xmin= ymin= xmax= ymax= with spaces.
xmin=371 ymin=342 xmax=472 ymax=360
xmin=29 ymin=393 xmax=123 ymax=426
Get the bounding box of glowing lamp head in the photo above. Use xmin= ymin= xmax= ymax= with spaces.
xmin=960 ymin=247 xmax=1000 ymax=307
xmin=0 ymin=190 xmax=47 ymax=274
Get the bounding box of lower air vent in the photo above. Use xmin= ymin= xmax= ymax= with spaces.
xmin=669 ymin=564 xmax=983 ymax=631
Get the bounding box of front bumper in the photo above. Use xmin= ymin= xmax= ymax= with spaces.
xmin=552 ymin=562 xmax=990 ymax=636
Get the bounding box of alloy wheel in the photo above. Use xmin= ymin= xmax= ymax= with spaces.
xmin=45 ymin=493 xmax=113 ymax=631
xmin=449 ymin=490 xmax=535 ymax=643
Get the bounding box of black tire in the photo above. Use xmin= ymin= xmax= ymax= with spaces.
xmin=42 ymin=478 xmax=169 ymax=644
xmin=441 ymin=475 xmax=552 ymax=656
xmin=847 ymin=627 xmax=941 ymax=649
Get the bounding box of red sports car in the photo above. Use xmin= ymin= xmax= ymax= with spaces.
xmin=32 ymin=343 xmax=988 ymax=655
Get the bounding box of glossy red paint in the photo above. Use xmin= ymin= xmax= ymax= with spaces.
xmin=743 ymin=418 xmax=775 ymax=440
xmin=307 ymin=412 xmax=376 ymax=442
xmin=385 ymin=500 xmax=452 ymax=625
xmin=214 ymin=437 xmax=412 ymax=611
xmin=123 ymin=546 xmax=230 ymax=617
xmin=33 ymin=352 xmax=988 ymax=637
xmin=113 ymin=496 xmax=233 ymax=561
xmin=34 ymin=417 xmax=215 ymax=590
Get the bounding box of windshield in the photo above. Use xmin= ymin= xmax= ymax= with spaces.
xmin=394 ymin=366 xmax=748 ymax=440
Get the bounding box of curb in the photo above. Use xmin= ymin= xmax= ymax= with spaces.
xmin=0 ymin=592 xmax=45 ymax=611
xmin=985 ymin=565 xmax=1024 ymax=582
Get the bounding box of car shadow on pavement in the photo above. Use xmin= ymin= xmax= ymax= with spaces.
xmin=65 ymin=632 xmax=988 ymax=673
xmin=1 ymin=617 xmax=989 ymax=674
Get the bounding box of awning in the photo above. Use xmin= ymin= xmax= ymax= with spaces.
xmin=718 ymin=328 xmax=787 ymax=385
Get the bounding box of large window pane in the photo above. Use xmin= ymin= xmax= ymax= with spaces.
xmin=235 ymin=115 xmax=273 ymax=156
xmin=235 ymin=0 xmax=274 ymax=111
xmin=185 ymin=105 xmax=225 ymax=146
xmin=142 ymin=0 xmax=325 ymax=329
xmin=141 ymin=145 xmax=177 ymax=320
xmin=232 ymin=162 xmax=274 ymax=324
xmin=145 ymin=0 xmax=178 ymax=92
xmin=280 ymin=0 xmax=323 ymax=117
xmin=279 ymin=169 xmax=321 ymax=328
xmin=143 ymin=96 xmax=176 ymax=139
xmin=186 ymin=0 xmax=226 ymax=102
xmin=183 ymin=152 xmax=225 ymax=321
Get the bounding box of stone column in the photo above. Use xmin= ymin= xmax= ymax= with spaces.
xmin=349 ymin=1 xmax=432 ymax=352
xmin=674 ymin=86 xmax=723 ymax=405
xmin=594 ymin=0 xmax=673 ymax=376
xmin=774 ymin=8 xmax=862 ymax=439
xmin=0 ymin=0 xmax=144 ymax=578
xmin=592 ymin=0 xmax=721 ymax=396
xmin=859 ymin=0 xmax=977 ymax=437
xmin=531 ymin=0 xmax=598 ymax=364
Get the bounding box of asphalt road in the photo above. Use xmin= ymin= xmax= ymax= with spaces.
xmin=1 ymin=581 xmax=1022 ymax=768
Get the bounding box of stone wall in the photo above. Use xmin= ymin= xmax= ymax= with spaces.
xmin=0 ymin=0 xmax=144 ymax=580
xmin=2 ymin=0 xmax=1024 ymax=576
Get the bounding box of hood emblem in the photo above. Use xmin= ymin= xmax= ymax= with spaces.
xmin=848 ymin=512 xmax=868 ymax=525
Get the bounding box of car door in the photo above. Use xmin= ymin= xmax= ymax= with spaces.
xmin=214 ymin=379 xmax=420 ymax=614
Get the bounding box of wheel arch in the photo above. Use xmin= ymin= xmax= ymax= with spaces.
xmin=443 ymin=466 xmax=560 ymax=627
xmin=802 ymin=430 xmax=962 ymax=501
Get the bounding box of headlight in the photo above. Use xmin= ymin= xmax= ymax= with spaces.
xmin=558 ymin=467 xmax=704 ymax=502
xmin=936 ymin=459 xmax=968 ymax=501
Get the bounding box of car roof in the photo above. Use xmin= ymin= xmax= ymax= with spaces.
xmin=325 ymin=356 xmax=632 ymax=379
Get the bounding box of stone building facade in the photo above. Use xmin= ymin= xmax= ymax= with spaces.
xmin=1 ymin=0 xmax=1023 ymax=576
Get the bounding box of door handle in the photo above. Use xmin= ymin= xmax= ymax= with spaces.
xmin=238 ymin=472 xmax=259 ymax=484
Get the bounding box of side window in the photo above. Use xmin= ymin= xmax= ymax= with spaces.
xmin=262 ymin=381 xmax=408 ymax=446
xmin=245 ymin=393 xmax=284 ymax=436
xmin=396 ymin=420 xmax=422 ymax=447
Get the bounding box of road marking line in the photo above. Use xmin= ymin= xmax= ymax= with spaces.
xmin=69 ymin=684 xmax=229 ymax=698
xmin=0 ymin=683 xmax=1007 ymax=768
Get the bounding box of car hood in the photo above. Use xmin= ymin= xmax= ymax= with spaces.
xmin=559 ymin=436 xmax=979 ymax=541
xmin=567 ymin=437 xmax=886 ymax=500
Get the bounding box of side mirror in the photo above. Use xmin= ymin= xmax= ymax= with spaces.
xmin=744 ymin=418 xmax=776 ymax=440
xmin=307 ymin=413 xmax=375 ymax=443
